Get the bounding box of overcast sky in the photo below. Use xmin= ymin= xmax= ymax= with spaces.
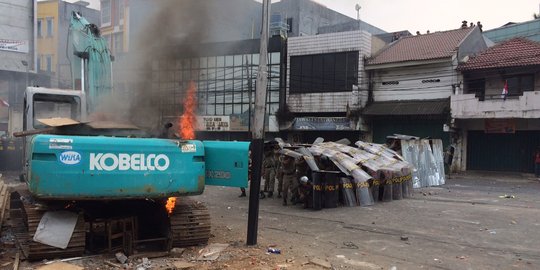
xmin=66 ymin=0 xmax=540 ymax=33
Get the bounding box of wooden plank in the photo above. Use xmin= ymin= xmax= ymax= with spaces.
xmin=37 ymin=118 xmax=80 ymax=127
xmin=0 ymin=181 xmax=9 ymax=228
xmin=13 ymin=127 xmax=56 ymax=137
xmin=13 ymin=251 xmax=20 ymax=270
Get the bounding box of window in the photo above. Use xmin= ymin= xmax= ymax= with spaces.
xmin=46 ymin=55 xmax=52 ymax=72
xmin=286 ymin=18 xmax=293 ymax=33
xmin=46 ymin=18 xmax=53 ymax=37
xmin=37 ymin=19 xmax=43 ymax=37
xmin=506 ymin=74 xmax=534 ymax=95
xmin=466 ymin=78 xmax=485 ymax=100
xmin=101 ymin=0 xmax=111 ymax=25
xmin=33 ymin=94 xmax=81 ymax=129
xmin=290 ymin=51 xmax=359 ymax=94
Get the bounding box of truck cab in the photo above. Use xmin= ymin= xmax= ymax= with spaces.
xmin=23 ymin=87 xmax=87 ymax=132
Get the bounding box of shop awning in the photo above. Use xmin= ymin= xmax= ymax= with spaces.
xmin=362 ymin=99 xmax=450 ymax=116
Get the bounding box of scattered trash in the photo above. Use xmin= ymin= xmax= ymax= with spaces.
xmin=489 ymin=230 xmax=497 ymax=235
xmin=104 ymin=260 xmax=123 ymax=268
xmin=170 ymin=247 xmax=186 ymax=256
xmin=33 ymin=211 xmax=79 ymax=249
xmin=456 ymin=255 xmax=467 ymax=260
xmin=308 ymin=258 xmax=332 ymax=269
xmin=115 ymin=252 xmax=128 ymax=264
xmin=499 ymin=194 xmax=515 ymax=199
xmin=342 ymin=241 xmax=359 ymax=249
xmin=336 ymin=255 xmax=346 ymax=259
xmin=267 ymin=248 xmax=281 ymax=254
xmin=135 ymin=257 xmax=152 ymax=269
xmin=389 ymin=266 xmax=397 ymax=270
xmin=197 ymin=243 xmax=229 ymax=261
xmin=400 ymin=235 xmax=409 ymax=241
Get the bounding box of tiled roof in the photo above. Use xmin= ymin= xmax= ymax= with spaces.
xmin=458 ymin=37 xmax=540 ymax=71
xmin=362 ymin=99 xmax=450 ymax=116
xmin=367 ymin=28 xmax=474 ymax=65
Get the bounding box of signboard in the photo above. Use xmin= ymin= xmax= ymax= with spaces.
xmin=196 ymin=115 xmax=278 ymax=132
xmin=484 ymin=119 xmax=515 ymax=133
xmin=292 ymin=117 xmax=353 ymax=131
xmin=197 ymin=116 xmax=230 ymax=131
xmin=0 ymin=39 xmax=29 ymax=53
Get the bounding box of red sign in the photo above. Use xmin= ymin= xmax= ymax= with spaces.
xmin=484 ymin=119 xmax=515 ymax=133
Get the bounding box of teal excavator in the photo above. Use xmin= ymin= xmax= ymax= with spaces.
xmin=12 ymin=11 xmax=249 ymax=260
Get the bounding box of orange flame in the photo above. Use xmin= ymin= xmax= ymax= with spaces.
xmin=179 ymin=81 xmax=197 ymax=140
xmin=165 ymin=197 xmax=177 ymax=215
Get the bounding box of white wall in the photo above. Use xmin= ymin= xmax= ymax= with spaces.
xmin=452 ymin=91 xmax=540 ymax=118
xmin=287 ymin=30 xmax=371 ymax=113
xmin=372 ymin=62 xmax=455 ymax=101
xmin=0 ymin=0 xmax=35 ymax=73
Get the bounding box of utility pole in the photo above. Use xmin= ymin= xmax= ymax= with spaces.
xmin=247 ymin=0 xmax=269 ymax=246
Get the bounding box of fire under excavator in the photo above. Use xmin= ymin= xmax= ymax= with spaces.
xmin=11 ymin=12 xmax=249 ymax=260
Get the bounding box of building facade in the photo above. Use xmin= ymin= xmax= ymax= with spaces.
xmin=452 ymin=37 xmax=540 ymax=173
xmin=0 ymin=0 xmax=38 ymax=136
xmin=37 ymin=0 xmax=100 ymax=88
xmin=101 ymin=0 xmax=387 ymax=142
xmin=145 ymin=37 xmax=285 ymax=141
xmin=283 ymin=30 xmax=372 ymax=143
xmin=484 ymin=19 xmax=540 ymax=43
xmin=364 ymin=27 xmax=488 ymax=148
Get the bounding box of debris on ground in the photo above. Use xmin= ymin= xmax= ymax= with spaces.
xmin=172 ymin=261 xmax=196 ymax=269
xmin=197 ymin=243 xmax=229 ymax=261
xmin=400 ymin=235 xmax=409 ymax=241
xmin=170 ymin=247 xmax=186 ymax=257
xmin=341 ymin=241 xmax=359 ymax=249
xmin=499 ymin=194 xmax=515 ymax=199
xmin=308 ymin=257 xmax=332 ymax=269
xmin=37 ymin=261 xmax=84 ymax=270
xmin=115 ymin=251 xmax=128 ymax=264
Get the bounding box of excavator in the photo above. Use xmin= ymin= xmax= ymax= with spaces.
xmin=11 ymin=11 xmax=249 ymax=260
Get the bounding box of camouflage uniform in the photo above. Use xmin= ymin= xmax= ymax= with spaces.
xmin=262 ymin=151 xmax=277 ymax=197
xmin=295 ymin=158 xmax=311 ymax=207
xmin=275 ymin=152 xmax=284 ymax=198
xmin=281 ymin=155 xmax=296 ymax=205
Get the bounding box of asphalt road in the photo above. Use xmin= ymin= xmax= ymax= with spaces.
xmin=195 ymin=173 xmax=540 ymax=270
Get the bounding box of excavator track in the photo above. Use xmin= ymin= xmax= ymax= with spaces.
xmin=169 ymin=198 xmax=211 ymax=247
xmin=11 ymin=191 xmax=86 ymax=260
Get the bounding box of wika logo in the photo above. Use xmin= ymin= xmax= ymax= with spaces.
xmin=59 ymin=151 xmax=82 ymax=165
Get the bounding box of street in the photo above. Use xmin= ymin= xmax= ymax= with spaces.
xmin=197 ymin=172 xmax=540 ymax=269
xmin=1 ymin=171 xmax=540 ymax=269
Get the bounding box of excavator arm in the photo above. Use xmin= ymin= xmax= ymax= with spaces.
xmin=69 ymin=11 xmax=113 ymax=112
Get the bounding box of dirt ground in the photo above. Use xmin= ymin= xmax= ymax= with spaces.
xmin=1 ymin=171 xmax=540 ymax=269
